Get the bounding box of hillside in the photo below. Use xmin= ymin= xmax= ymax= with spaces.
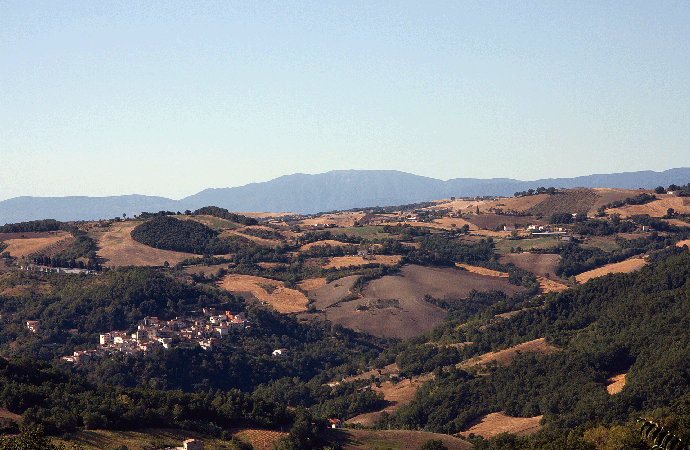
xmin=2 ymin=189 xmax=690 ymax=450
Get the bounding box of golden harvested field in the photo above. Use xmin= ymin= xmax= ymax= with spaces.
xmin=299 ymin=239 xmax=349 ymax=251
xmin=460 ymin=338 xmax=560 ymax=370
xmin=536 ymin=276 xmax=568 ymax=293
xmin=299 ymin=212 xmax=366 ymax=227
xmin=233 ymin=429 xmax=288 ymax=450
xmin=575 ymin=258 xmax=646 ymax=284
xmin=432 ymin=217 xmax=478 ymax=230
xmin=607 ymin=374 xmax=626 ymax=394
xmin=217 ymin=274 xmax=309 ymax=313
xmin=331 ymin=429 xmax=471 ymax=450
xmin=456 ymin=263 xmax=508 ymax=277
xmin=297 ymin=277 xmax=328 ymax=290
xmin=459 ymin=412 xmax=542 ymax=439
xmin=607 ymin=195 xmax=690 ymax=218
xmin=676 ymin=239 xmax=690 ymax=248
xmin=94 ymin=222 xmax=196 ymax=267
xmin=1 ymin=231 xmax=73 ymax=259
xmin=223 ymin=229 xmax=281 ymax=246
xmin=323 ymin=255 xmax=402 ymax=268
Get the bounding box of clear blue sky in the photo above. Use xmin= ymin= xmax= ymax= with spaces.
xmin=2 ymin=0 xmax=689 ymax=201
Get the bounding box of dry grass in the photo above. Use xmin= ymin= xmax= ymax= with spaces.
xmin=575 ymin=258 xmax=646 ymax=284
xmin=217 ymin=274 xmax=309 ymax=313
xmin=51 ymin=428 xmax=233 ymax=450
xmin=456 ymin=263 xmax=508 ymax=277
xmin=536 ymin=276 xmax=569 ymax=293
xmin=223 ymin=228 xmax=281 ymax=246
xmin=606 ymin=374 xmax=626 ymax=394
xmin=297 ymin=277 xmax=328 ymax=291
xmin=299 ymin=212 xmax=366 ymax=227
xmin=607 ymin=195 xmax=690 ymax=218
xmin=323 ymin=255 xmax=402 ymax=268
xmin=431 ymin=217 xmax=478 ymax=230
xmin=459 ymin=338 xmax=560 ymax=370
xmin=458 ymin=412 xmax=542 ymax=439
xmin=332 ymin=429 xmax=471 ymax=450
xmin=346 ymin=371 xmax=435 ymax=427
xmin=2 ymin=231 xmax=72 ymax=259
xmin=233 ymin=429 xmax=288 ymax=450
xmin=676 ymin=239 xmax=690 ymax=248
xmin=299 ymin=240 xmax=349 ymax=251
xmin=95 ymin=222 xmax=196 ymax=267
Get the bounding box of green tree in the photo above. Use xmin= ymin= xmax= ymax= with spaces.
xmin=419 ymin=439 xmax=449 ymax=450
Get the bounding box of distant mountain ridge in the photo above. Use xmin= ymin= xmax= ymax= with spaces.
xmin=2 ymin=168 xmax=689 ymax=224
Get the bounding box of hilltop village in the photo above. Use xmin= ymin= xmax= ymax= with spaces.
xmin=59 ymin=309 xmax=247 ymax=364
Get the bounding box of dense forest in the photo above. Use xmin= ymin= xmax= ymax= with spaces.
xmin=131 ymin=216 xmax=235 ymax=254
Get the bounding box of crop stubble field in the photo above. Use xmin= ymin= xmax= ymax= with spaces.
xmin=94 ymin=222 xmax=196 ymax=267
xmin=217 ymin=274 xmax=309 ymax=313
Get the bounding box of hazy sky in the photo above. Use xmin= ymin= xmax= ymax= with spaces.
xmin=2 ymin=1 xmax=689 ymax=201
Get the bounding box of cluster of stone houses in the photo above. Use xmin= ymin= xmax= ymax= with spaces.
xmin=60 ymin=309 xmax=247 ymax=364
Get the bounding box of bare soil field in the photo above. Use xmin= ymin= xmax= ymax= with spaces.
xmin=323 ymin=255 xmax=402 ymax=269
xmin=217 ymin=274 xmax=309 ymax=313
xmin=607 ymin=373 xmax=626 ymax=394
xmin=1 ymin=231 xmax=73 ymax=259
xmin=329 ymin=428 xmax=471 ymax=450
xmin=346 ymin=373 xmax=434 ymax=426
xmin=463 ymin=214 xmax=528 ymax=230
xmin=499 ymin=253 xmax=565 ymax=282
xmin=459 ymin=412 xmax=542 ymax=439
xmin=308 ymin=265 xmax=525 ymax=340
xmin=306 ymin=275 xmax=360 ymax=310
xmin=297 ymin=277 xmax=328 ymax=291
xmin=607 ymin=195 xmax=690 ymax=218
xmin=575 ymin=258 xmax=646 ymax=284
xmin=459 ymin=338 xmax=560 ymax=370
xmin=94 ymin=222 xmax=196 ymax=268
xmin=677 ymin=239 xmax=690 ymax=248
